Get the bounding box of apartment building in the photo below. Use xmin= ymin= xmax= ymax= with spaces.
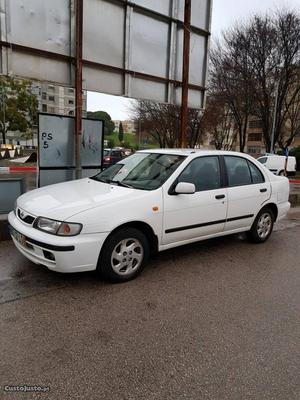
xmin=113 ymin=119 xmax=137 ymax=134
xmin=32 ymin=83 xmax=87 ymax=117
xmin=245 ymin=119 xmax=265 ymax=157
xmin=245 ymin=118 xmax=300 ymax=157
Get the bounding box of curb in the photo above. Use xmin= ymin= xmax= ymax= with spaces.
xmin=0 ymin=166 xmax=37 ymax=172
xmin=289 ymin=179 xmax=300 ymax=184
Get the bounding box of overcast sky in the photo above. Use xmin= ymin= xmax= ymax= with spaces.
xmin=87 ymin=0 xmax=300 ymax=120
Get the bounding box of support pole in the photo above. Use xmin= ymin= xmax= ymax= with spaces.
xmin=75 ymin=0 xmax=83 ymax=179
xmin=180 ymin=0 xmax=191 ymax=148
xmin=270 ymin=79 xmax=280 ymax=154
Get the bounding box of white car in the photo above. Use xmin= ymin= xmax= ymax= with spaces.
xmin=257 ymin=154 xmax=297 ymax=176
xmin=9 ymin=150 xmax=290 ymax=282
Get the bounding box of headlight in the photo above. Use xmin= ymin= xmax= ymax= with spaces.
xmin=34 ymin=217 xmax=82 ymax=236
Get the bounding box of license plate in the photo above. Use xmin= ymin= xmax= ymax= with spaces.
xmin=9 ymin=226 xmax=27 ymax=247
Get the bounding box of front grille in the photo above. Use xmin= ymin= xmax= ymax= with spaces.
xmin=17 ymin=209 xmax=35 ymax=225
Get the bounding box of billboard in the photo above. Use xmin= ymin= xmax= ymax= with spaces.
xmin=0 ymin=0 xmax=212 ymax=109
xmin=38 ymin=113 xmax=103 ymax=187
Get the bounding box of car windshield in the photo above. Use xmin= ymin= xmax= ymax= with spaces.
xmin=92 ymin=152 xmax=186 ymax=190
xmin=103 ymin=149 xmax=110 ymax=157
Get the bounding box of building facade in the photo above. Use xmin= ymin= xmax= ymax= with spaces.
xmin=32 ymin=83 xmax=87 ymax=117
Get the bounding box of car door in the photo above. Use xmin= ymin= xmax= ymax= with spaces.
xmin=162 ymin=155 xmax=228 ymax=245
xmin=223 ymin=155 xmax=271 ymax=232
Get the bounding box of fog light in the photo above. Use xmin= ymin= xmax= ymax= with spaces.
xmin=43 ymin=250 xmax=55 ymax=262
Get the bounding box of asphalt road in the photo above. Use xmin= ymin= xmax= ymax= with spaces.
xmin=1 ymin=210 xmax=300 ymax=400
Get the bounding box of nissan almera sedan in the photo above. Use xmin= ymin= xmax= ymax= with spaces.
xmin=9 ymin=150 xmax=290 ymax=282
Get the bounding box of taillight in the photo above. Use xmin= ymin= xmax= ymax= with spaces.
xmin=104 ymin=157 xmax=111 ymax=162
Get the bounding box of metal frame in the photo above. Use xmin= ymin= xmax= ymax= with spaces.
xmin=0 ymin=0 xmax=210 ymax=98
xmin=0 ymin=0 xmax=212 ymax=148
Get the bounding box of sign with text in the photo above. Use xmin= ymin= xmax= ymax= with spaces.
xmin=38 ymin=113 xmax=103 ymax=186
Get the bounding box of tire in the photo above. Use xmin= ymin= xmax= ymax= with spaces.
xmin=247 ymin=207 xmax=274 ymax=244
xmin=97 ymin=228 xmax=149 ymax=282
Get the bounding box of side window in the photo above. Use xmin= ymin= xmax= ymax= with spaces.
xmin=247 ymin=161 xmax=265 ymax=184
xmin=225 ymin=156 xmax=252 ymax=187
xmin=178 ymin=156 xmax=221 ymax=192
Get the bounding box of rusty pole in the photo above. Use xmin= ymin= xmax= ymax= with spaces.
xmin=180 ymin=0 xmax=191 ymax=148
xmin=75 ymin=0 xmax=83 ymax=179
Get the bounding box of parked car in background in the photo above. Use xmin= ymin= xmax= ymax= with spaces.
xmin=257 ymin=154 xmax=297 ymax=176
xmin=9 ymin=150 xmax=290 ymax=282
xmin=102 ymin=148 xmax=125 ymax=168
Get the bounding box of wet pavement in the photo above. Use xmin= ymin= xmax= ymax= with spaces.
xmin=1 ymin=209 xmax=300 ymax=399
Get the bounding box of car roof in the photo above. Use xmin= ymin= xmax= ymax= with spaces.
xmin=137 ymin=149 xmax=253 ymax=157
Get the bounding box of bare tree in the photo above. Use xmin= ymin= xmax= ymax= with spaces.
xmin=202 ymin=95 xmax=237 ymax=150
xmin=209 ymin=10 xmax=300 ymax=152
xmin=210 ymin=27 xmax=254 ymax=152
xmin=277 ymin=69 xmax=300 ymax=148
xmin=247 ymin=11 xmax=300 ymax=151
xmin=130 ymin=100 xmax=205 ymax=148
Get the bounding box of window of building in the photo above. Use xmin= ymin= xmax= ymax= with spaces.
xmin=48 ymin=95 xmax=55 ymax=102
xmin=248 ymin=133 xmax=262 ymax=142
xmin=48 ymin=85 xmax=55 ymax=92
xmin=249 ymin=120 xmax=263 ymax=129
xmin=68 ymin=99 xmax=74 ymax=105
xmin=48 ymin=106 xmax=55 ymax=113
xmin=178 ymin=156 xmax=221 ymax=192
xmin=248 ymin=147 xmax=261 ymax=154
xmin=69 ymin=110 xmax=74 ymax=116
xmin=42 ymin=104 xmax=47 ymax=112
xmin=42 ymin=92 xmax=47 ymax=100
xmin=68 ymin=88 xmax=74 ymax=94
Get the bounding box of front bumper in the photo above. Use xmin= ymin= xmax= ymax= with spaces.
xmin=8 ymin=211 xmax=108 ymax=273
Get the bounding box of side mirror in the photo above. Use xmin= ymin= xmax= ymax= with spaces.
xmin=174 ymin=182 xmax=196 ymax=194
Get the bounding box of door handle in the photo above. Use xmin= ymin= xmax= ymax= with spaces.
xmin=260 ymin=188 xmax=267 ymax=193
xmin=215 ymin=194 xmax=225 ymax=200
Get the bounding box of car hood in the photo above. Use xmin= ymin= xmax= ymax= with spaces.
xmin=17 ymin=178 xmax=144 ymax=220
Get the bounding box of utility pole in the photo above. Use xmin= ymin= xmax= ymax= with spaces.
xmin=75 ymin=0 xmax=83 ymax=179
xmin=180 ymin=0 xmax=191 ymax=148
xmin=270 ymin=79 xmax=280 ymax=154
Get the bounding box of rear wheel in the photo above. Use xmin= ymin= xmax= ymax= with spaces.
xmin=247 ymin=207 xmax=274 ymax=243
xmin=98 ymin=228 xmax=149 ymax=282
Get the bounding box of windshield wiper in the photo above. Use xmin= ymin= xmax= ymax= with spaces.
xmin=113 ymin=180 xmax=133 ymax=188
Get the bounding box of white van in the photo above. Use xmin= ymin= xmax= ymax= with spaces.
xmin=257 ymin=154 xmax=297 ymax=176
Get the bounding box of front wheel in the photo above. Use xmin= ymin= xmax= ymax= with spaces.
xmin=98 ymin=228 xmax=149 ymax=282
xmin=247 ymin=208 xmax=274 ymax=243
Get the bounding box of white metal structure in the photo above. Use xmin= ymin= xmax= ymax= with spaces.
xmin=257 ymin=155 xmax=297 ymax=176
xmin=9 ymin=150 xmax=290 ymax=281
xmin=0 ymin=0 xmax=211 ymax=108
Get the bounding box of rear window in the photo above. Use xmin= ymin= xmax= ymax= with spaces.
xmin=258 ymin=157 xmax=267 ymax=164
xmin=248 ymin=161 xmax=265 ymax=184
